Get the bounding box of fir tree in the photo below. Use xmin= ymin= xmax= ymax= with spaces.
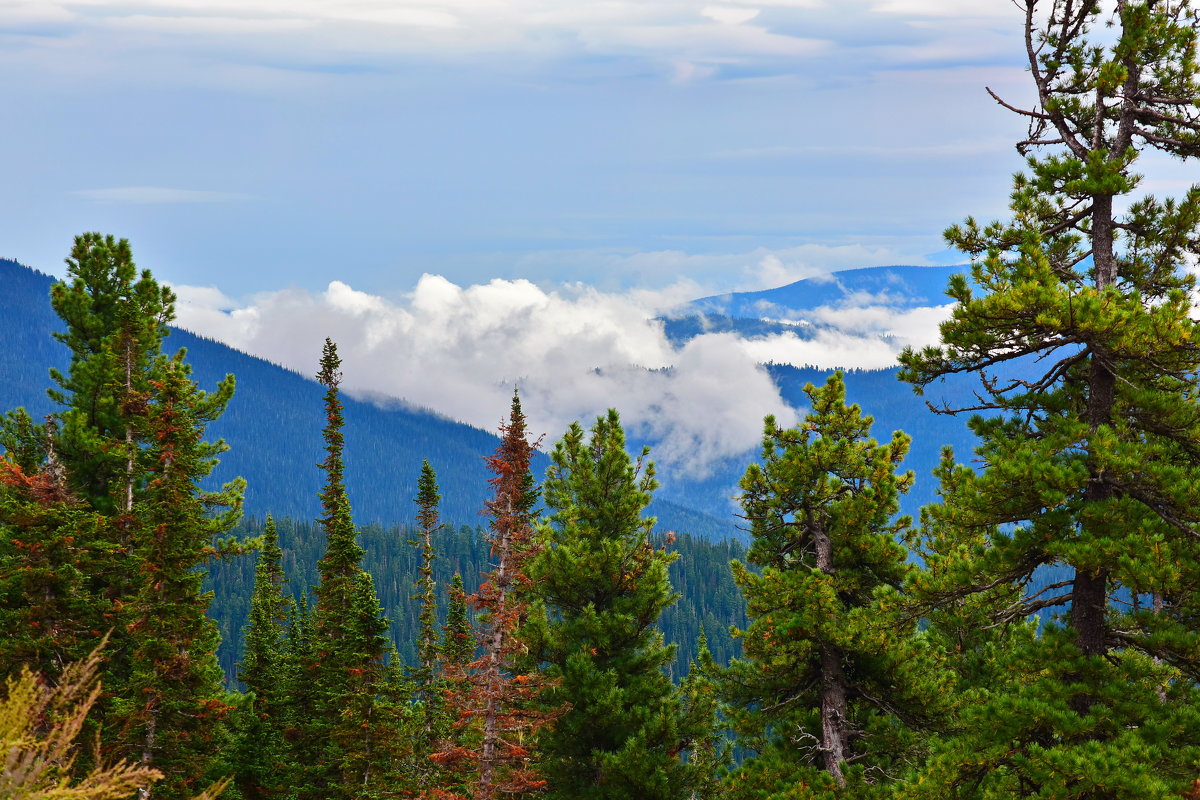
xmin=678 ymin=631 xmax=728 ymax=800
xmin=432 ymin=391 xmax=552 ymax=800
xmin=526 ymin=409 xmax=695 ymax=800
xmin=442 ymin=573 xmax=473 ymax=670
xmin=898 ymin=2 xmax=1200 ymax=795
xmin=117 ymin=354 xmax=244 ymax=800
xmin=723 ymin=373 xmax=943 ymax=798
xmin=411 ymin=460 xmax=443 ymax=737
xmin=300 ymin=339 xmax=394 ymax=800
xmin=233 ymin=515 xmax=292 ymax=799
xmin=279 ymin=592 xmax=320 ymax=790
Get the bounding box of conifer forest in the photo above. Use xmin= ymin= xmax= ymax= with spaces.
xmin=10 ymin=2 xmax=1200 ymax=798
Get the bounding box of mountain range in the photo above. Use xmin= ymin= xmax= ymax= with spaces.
xmin=1 ymin=257 xmax=981 ymax=539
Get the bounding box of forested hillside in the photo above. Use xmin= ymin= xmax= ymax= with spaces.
xmin=0 ymin=258 xmax=738 ymax=540
xmin=208 ymin=517 xmax=748 ymax=686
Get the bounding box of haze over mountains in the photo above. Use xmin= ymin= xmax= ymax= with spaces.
xmin=2 ymin=257 xmax=981 ymax=538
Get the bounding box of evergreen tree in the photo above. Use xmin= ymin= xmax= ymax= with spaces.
xmin=526 ymin=409 xmax=695 ymax=800
xmin=432 ymin=391 xmax=552 ymax=800
xmin=0 ymin=448 xmax=101 ymax=683
xmin=442 ymin=573 xmax=473 ymax=670
xmin=117 ymin=354 xmax=244 ymax=800
xmin=0 ymin=235 xmax=178 ymax=689
xmin=898 ymin=2 xmax=1200 ymax=795
xmin=0 ymin=236 xmax=246 ymax=791
xmin=234 ymin=515 xmax=292 ymax=799
xmin=299 ymin=339 xmax=394 ymax=800
xmin=279 ymin=592 xmax=320 ymax=790
xmin=0 ymin=409 xmax=45 ymax=475
xmin=678 ymin=631 xmax=729 ymax=800
xmin=46 ymin=233 xmax=174 ymax=515
xmin=411 ymin=460 xmax=443 ymax=745
xmin=723 ymin=373 xmax=943 ymax=799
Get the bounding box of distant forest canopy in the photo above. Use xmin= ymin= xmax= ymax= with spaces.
xmin=207 ymin=516 xmax=749 ymax=686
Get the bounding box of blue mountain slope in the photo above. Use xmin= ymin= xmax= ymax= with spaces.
xmin=0 ymin=259 xmax=737 ymax=538
xmin=687 ymin=264 xmax=965 ymax=320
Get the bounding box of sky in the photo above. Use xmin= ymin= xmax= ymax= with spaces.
xmin=5 ymin=0 xmax=1192 ymax=473
xmin=2 ymin=0 xmax=1031 ymax=295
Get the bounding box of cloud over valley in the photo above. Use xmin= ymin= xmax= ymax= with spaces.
xmin=172 ymin=269 xmax=953 ymax=474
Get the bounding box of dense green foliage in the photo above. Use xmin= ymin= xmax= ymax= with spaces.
xmin=526 ymin=410 xmax=700 ymax=800
xmin=897 ymin=1 xmax=1200 ymax=797
xmin=0 ymin=234 xmax=242 ymax=798
xmin=723 ymin=373 xmax=947 ymax=798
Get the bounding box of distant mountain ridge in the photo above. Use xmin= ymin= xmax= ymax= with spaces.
xmin=1 ymin=258 xmax=988 ymax=541
xmin=0 ymin=258 xmax=740 ymax=539
xmin=685 ymin=264 xmax=964 ymax=320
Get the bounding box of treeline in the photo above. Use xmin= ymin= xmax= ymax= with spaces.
xmin=205 ymin=518 xmax=748 ymax=684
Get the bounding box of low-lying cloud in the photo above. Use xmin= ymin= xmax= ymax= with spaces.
xmin=172 ymin=273 xmax=951 ymax=474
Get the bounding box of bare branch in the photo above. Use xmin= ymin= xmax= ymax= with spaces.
xmin=988 ymin=86 xmax=1052 ymax=120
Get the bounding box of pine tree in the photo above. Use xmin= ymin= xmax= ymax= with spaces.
xmin=46 ymin=233 xmax=174 ymax=515
xmin=233 ymin=515 xmax=292 ymax=799
xmin=0 ymin=456 xmax=109 ymax=700
xmin=0 ymin=235 xmax=176 ymax=687
xmin=117 ymin=354 xmax=244 ymax=800
xmin=1 ymin=236 xmax=246 ymax=791
xmin=723 ymin=373 xmax=942 ymax=799
xmin=299 ymin=339 xmax=394 ymax=800
xmin=898 ymin=2 xmax=1200 ymax=795
xmin=526 ymin=409 xmax=695 ymax=800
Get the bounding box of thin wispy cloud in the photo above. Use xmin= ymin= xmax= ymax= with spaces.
xmin=6 ymin=0 xmax=1023 ymax=79
xmin=73 ymin=186 xmax=251 ymax=204
xmin=712 ymin=136 xmax=1013 ymax=160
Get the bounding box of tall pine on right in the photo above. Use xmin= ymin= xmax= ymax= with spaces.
xmin=899 ymin=1 xmax=1200 ymax=795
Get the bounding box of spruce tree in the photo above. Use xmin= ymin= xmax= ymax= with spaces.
xmin=723 ymin=372 xmax=942 ymax=798
xmin=442 ymin=573 xmax=473 ymax=670
xmin=118 ymin=354 xmax=244 ymax=800
xmin=299 ymin=339 xmax=394 ymax=800
xmin=234 ymin=515 xmax=292 ymax=799
xmin=411 ymin=460 xmax=443 ymax=740
xmin=898 ymin=2 xmax=1200 ymax=795
xmin=432 ymin=391 xmax=552 ymax=800
xmin=526 ymin=409 xmax=695 ymax=800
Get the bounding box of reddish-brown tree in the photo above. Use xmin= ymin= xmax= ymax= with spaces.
xmin=430 ymin=391 xmax=556 ymax=800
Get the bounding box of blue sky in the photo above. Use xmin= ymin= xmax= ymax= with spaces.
xmin=2 ymin=0 xmax=1031 ymax=296
xmin=9 ymin=1 xmax=1192 ymax=471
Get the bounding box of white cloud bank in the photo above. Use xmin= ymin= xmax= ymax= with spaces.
xmin=172 ymin=272 xmax=952 ymax=473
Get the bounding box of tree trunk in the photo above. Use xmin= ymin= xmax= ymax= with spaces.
xmin=813 ymin=519 xmax=848 ymax=787
xmin=1071 ymin=191 xmax=1116 ymax=661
